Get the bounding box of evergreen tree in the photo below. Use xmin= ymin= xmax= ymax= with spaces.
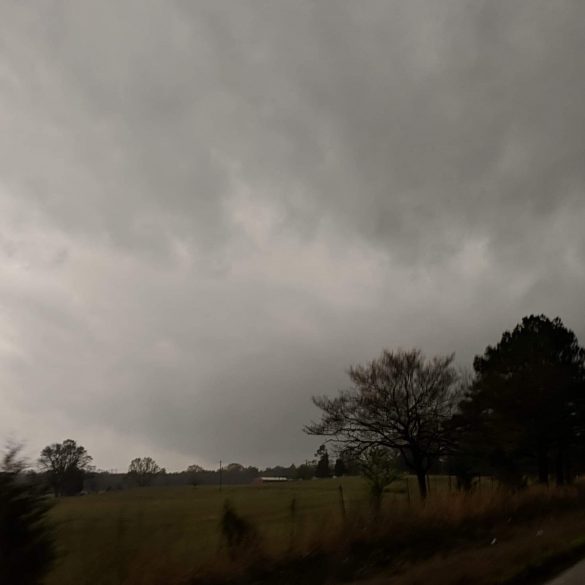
xmin=315 ymin=444 xmax=331 ymax=478
xmin=456 ymin=315 xmax=585 ymax=486
xmin=334 ymin=457 xmax=347 ymax=477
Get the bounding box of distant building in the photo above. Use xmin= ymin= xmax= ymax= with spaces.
xmin=253 ymin=477 xmax=289 ymax=485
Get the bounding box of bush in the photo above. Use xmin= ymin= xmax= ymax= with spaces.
xmin=0 ymin=446 xmax=56 ymax=585
xmin=219 ymin=500 xmax=261 ymax=559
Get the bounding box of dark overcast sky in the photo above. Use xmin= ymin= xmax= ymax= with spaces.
xmin=1 ymin=1 xmax=584 ymax=471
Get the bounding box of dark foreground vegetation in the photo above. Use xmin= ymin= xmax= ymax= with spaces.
xmin=0 ymin=446 xmax=55 ymax=585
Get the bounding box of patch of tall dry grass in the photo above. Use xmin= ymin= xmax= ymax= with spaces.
xmin=183 ymin=483 xmax=585 ymax=585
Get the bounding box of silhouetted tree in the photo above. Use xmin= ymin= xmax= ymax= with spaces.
xmin=334 ymin=457 xmax=347 ymax=477
xmin=1 ymin=445 xmax=55 ymax=584
xmin=337 ymin=450 xmax=362 ymax=476
xmin=295 ymin=462 xmax=316 ymax=480
xmin=38 ymin=439 xmax=93 ymax=496
xmin=315 ymin=444 xmax=331 ymax=478
xmin=184 ymin=464 xmax=204 ymax=487
xmin=127 ymin=457 xmax=164 ymax=487
xmin=305 ymin=349 xmax=461 ymax=499
xmin=457 ymin=315 xmax=585 ymax=487
xmin=357 ymin=447 xmax=401 ymax=512
xmin=263 ymin=464 xmax=297 ymax=479
xmin=219 ymin=463 xmax=260 ymax=484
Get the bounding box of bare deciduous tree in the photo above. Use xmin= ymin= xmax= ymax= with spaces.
xmin=305 ymin=349 xmax=460 ymax=499
xmin=127 ymin=457 xmax=164 ymax=487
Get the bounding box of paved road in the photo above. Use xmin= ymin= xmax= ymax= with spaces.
xmin=547 ymin=558 xmax=585 ymax=584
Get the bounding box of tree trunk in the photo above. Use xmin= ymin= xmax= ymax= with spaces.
xmin=416 ymin=470 xmax=428 ymax=500
xmin=537 ymin=447 xmax=549 ymax=485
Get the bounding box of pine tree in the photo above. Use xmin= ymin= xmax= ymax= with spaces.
xmin=315 ymin=444 xmax=331 ymax=478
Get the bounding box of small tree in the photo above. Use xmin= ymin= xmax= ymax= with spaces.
xmin=185 ymin=464 xmax=204 ymax=487
xmin=334 ymin=457 xmax=347 ymax=477
xmin=358 ymin=447 xmax=401 ymax=512
xmin=127 ymin=457 xmax=163 ymax=487
xmin=305 ymin=349 xmax=460 ymax=499
xmin=38 ymin=439 xmax=93 ymax=496
xmin=315 ymin=444 xmax=331 ymax=478
xmin=0 ymin=445 xmax=56 ymax=584
xmin=220 ymin=500 xmax=260 ymax=559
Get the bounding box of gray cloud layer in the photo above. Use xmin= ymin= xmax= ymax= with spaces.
xmin=1 ymin=1 xmax=584 ymax=470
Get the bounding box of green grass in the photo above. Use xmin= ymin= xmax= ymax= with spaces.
xmin=47 ymin=477 xmax=365 ymax=585
xmin=44 ymin=475 xmax=485 ymax=585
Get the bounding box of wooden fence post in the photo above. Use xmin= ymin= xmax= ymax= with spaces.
xmin=338 ymin=484 xmax=346 ymax=522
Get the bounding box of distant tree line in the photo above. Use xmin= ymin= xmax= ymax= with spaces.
xmin=31 ymin=446 xmax=345 ymax=494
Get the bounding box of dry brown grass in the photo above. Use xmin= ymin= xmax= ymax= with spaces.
xmin=363 ymin=509 xmax=585 ymax=585
xmin=48 ymin=480 xmax=585 ymax=585
xmin=182 ymin=484 xmax=585 ymax=585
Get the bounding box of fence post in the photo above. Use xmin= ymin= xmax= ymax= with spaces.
xmin=338 ymin=484 xmax=346 ymax=522
xmin=289 ymin=497 xmax=297 ymax=549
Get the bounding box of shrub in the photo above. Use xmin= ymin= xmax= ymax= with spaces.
xmin=0 ymin=446 xmax=56 ymax=585
xmin=219 ymin=500 xmax=261 ymax=559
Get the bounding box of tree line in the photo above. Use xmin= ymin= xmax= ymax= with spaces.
xmin=25 ymin=314 xmax=585 ymax=502
xmin=305 ymin=314 xmax=585 ymax=499
xmin=30 ymin=444 xmax=349 ymax=495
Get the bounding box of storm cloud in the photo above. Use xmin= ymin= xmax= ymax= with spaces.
xmin=1 ymin=1 xmax=584 ymax=470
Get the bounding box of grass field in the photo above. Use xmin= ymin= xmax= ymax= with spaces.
xmin=45 ymin=475 xmax=504 ymax=585
xmin=47 ymin=476 xmax=372 ymax=585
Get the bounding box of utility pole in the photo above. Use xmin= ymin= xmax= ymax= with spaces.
xmin=219 ymin=460 xmax=223 ymax=492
